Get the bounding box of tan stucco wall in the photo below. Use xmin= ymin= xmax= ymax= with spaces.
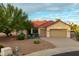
xmin=46 ymin=21 xmax=71 ymax=38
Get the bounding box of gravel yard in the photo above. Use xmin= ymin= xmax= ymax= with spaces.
xmin=0 ymin=36 xmax=55 ymax=56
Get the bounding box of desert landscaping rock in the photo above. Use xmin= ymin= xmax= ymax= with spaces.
xmin=0 ymin=36 xmax=55 ymax=56
xmin=1 ymin=47 xmax=13 ymax=56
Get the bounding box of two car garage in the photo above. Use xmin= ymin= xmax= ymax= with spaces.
xmin=50 ymin=29 xmax=67 ymax=38
xmin=38 ymin=20 xmax=71 ymax=38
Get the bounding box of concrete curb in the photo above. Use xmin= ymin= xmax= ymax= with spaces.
xmin=26 ymin=47 xmax=79 ymax=56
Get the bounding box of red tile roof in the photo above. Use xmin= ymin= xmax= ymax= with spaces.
xmin=39 ymin=21 xmax=54 ymax=27
xmin=32 ymin=20 xmax=70 ymax=28
xmin=32 ymin=21 xmax=47 ymax=27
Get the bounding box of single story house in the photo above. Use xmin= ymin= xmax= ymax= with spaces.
xmin=32 ymin=20 xmax=71 ymax=38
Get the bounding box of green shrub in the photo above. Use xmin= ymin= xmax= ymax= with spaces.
xmin=17 ymin=32 xmax=25 ymax=40
xmin=75 ymin=31 xmax=79 ymax=41
xmin=33 ymin=39 xmax=40 ymax=44
xmin=0 ymin=45 xmax=4 ymax=52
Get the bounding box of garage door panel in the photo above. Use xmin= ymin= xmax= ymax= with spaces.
xmin=50 ymin=29 xmax=67 ymax=38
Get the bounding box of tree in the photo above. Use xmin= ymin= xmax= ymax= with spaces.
xmin=0 ymin=3 xmax=32 ymax=37
xmin=55 ymin=18 xmax=61 ymax=21
xmin=69 ymin=22 xmax=79 ymax=41
xmin=69 ymin=22 xmax=78 ymax=31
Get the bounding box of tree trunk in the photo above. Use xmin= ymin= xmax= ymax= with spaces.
xmin=6 ymin=33 xmax=10 ymax=37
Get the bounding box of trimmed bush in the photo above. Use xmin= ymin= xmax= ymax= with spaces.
xmin=17 ymin=32 xmax=25 ymax=40
xmin=33 ymin=39 xmax=40 ymax=44
xmin=0 ymin=45 xmax=4 ymax=52
xmin=75 ymin=31 xmax=79 ymax=41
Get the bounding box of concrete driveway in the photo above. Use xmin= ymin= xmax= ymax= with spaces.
xmin=41 ymin=38 xmax=79 ymax=48
xmin=26 ymin=38 xmax=79 ymax=56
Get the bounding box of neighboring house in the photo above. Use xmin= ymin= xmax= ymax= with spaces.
xmin=32 ymin=20 xmax=71 ymax=38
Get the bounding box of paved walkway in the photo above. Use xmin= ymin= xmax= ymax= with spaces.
xmin=26 ymin=38 xmax=79 ymax=56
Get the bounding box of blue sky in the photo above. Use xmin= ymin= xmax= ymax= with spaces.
xmin=11 ymin=3 xmax=79 ymax=23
